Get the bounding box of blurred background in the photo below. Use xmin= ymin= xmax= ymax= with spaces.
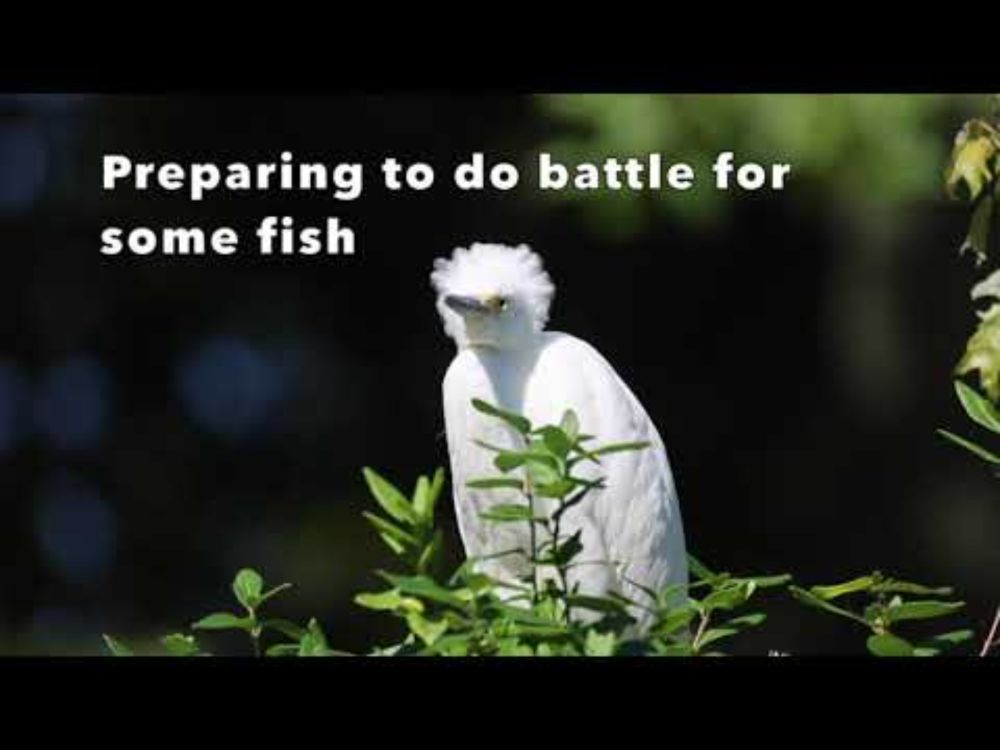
xmin=0 ymin=93 xmax=996 ymax=655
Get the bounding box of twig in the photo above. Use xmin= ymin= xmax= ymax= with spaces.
xmin=980 ymin=606 xmax=1000 ymax=657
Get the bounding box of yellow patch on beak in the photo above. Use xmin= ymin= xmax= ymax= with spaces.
xmin=482 ymin=295 xmax=506 ymax=313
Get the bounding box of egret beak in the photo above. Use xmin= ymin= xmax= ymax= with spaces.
xmin=444 ymin=295 xmax=489 ymax=314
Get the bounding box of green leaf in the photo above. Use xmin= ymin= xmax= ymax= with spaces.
xmin=533 ymin=478 xmax=576 ymax=499
xmin=790 ymin=586 xmax=869 ymax=626
xmin=551 ymin=530 xmax=584 ymax=566
xmin=701 ymin=582 xmax=755 ymax=612
xmin=654 ymin=608 xmax=697 ymax=638
xmin=871 ymin=579 xmax=954 ymax=597
xmin=497 ymin=639 xmax=535 ymax=657
xmin=478 ymin=504 xmax=544 ymax=523
xmin=363 ymin=512 xmax=418 ymax=552
xmin=406 ymin=613 xmax=448 ymax=647
xmin=417 ymin=529 xmax=444 ymax=574
xmin=590 ymin=441 xmax=651 ymax=457
xmin=426 ymin=468 xmax=445 ymax=520
xmin=472 ymin=438 xmax=508 ymax=453
xmin=937 ymin=429 xmax=1000 ymax=464
xmin=697 ymin=628 xmax=739 ymax=649
xmin=262 ymin=619 xmax=308 ymax=640
xmin=810 ymin=576 xmax=876 ymax=601
xmin=741 ymin=574 xmax=793 ymax=589
xmin=494 ymin=452 xmax=528 ymax=472
xmin=560 ymin=410 xmax=580 ymax=443
xmin=688 ymin=555 xmax=719 ymax=583
xmin=233 ymin=568 xmax=264 ymax=610
xmin=379 ymin=573 xmax=467 ymax=608
xmin=954 ymin=380 xmax=1000 ymax=433
xmin=537 ymin=426 xmax=572 ymax=458
xmin=565 ymin=594 xmax=628 ymax=614
xmin=192 ymin=612 xmax=254 ymax=631
xmin=584 ymin=630 xmax=617 ymax=656
xmin=946 ymin=122 xmax=998 ymax=203
xmin=362 ymin=467 xmax=416 ymax=524
xmin=728 ymin=612 xmax=767 ymax=628
xmin=161 ymin=633 xmax=200 ymax=657
xmin=355 ymin=589 xmax=424 ymax=613
xmin=867 ymin=633 xmax=914 ymax=657
xmin=928 ymin=629 xmax=975 ymax=646
xmin=102 ymin=634 xmax=134 ymax=657
xmin=298 ymin=618 xmax=337 ymax=657
xmin=471 ymin=398 xmax=531 ymax=434
xmin=266 ymin=643 xmax=301 ymax=657
xmin=957 ymin=306 xmax=1000 ymax=402
xmin=915 ymin=629 xmax=975 ymax=655
xmin=884 ymin=600 xmax=964 ymax=623
xmin=466 ymin=477 xmax=524 ymax=490
xmin=412 ymin=475 xmax=431 ymax=520
xmin=259 ymin=582 xmax=292 ymax=606
xmin=526 ymin=463 xmax=562 ymax=489
xmin=961 ymin=193 xmax=995 ymax=265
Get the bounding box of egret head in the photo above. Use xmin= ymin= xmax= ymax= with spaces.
xmin=431 ymin=243 xmax=555 ymax=350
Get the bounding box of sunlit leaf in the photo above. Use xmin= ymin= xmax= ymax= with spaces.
xmin=790 ymin=586 xmax=869 ymax=626
xmin=936 ymin=429 xmax=1000 ymax=464
xmin=956 ymin=306 xmax=1000 ymax=402
xmin=379 ymin=573 xmax=467 ymax=608
xmin=406 ymin=613 xmax=448 ymax=647
xmin=362 ymin=467 xmax=417 ymax=524
xmin=233 ymin=568 xmax=264 ymax=610
xmin=466 ymin=477 xmax=524 ymax=490
xmin=537 ymin=426 xmax=572 ymax=458
xmin=417 ymin=529 xmax=444 ymax=574
xmin=363 ymin=512 xmax=417 ymax=555
xmin=867 ymin=633 xmax=914 ymax=657
xmin=884 ymin=600 xmax=964 ymax=623
xmin=954 ymin=380 xmax=1000 ymax=433
xmin=192 ymin=613 xmax=254 ymax=631
xmin=810 ymin=576 xmax=876 ymax=601
xmin=871 ymin=579 xmax=954 ymax=596
xmin=946 ymin=120 xmax=998 ymax=202
xmin=478 ymin=504 xmax=544 ymax=523
xmin=560 ymin=410 xmax=580 ymax=443
xmin=584 ymin=630 xmax=617 ymax=656
xmin=590 ymin=441 xmax=651 ymax=457
xmin=161 ymin=633 xmax=200 ymax=657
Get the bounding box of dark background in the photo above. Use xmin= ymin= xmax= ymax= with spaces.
xmin=0 ymin=94 xmax=996 ymax=655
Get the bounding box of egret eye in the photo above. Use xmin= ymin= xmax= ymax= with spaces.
xmin=483 ymin=295 xmax=507 ymax=313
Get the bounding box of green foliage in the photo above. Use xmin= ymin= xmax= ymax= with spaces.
xmin=351 ymin=403 xmax=793 ymax=656
xmin=351 ymin=402 xmax=973 ymax=657
xmin=941 ymin=100 xmax=1000 ymax=484
xmin=104 ymin=399 xmax=980 ymax=657
xmin=102 ymin=567 xmax=343 ymax=657
xmin=362 ymin=466 xmax=445 ymax=576
xmin=791 ymin=572 xmax=971 ymax=656
xmin=534 ymin=94 xmax=981 ymax=239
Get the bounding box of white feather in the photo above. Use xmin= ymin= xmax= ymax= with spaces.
xmin=433 ymin=243 xmax=687 ymax=628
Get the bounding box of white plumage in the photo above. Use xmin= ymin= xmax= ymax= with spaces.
xmin=432 ymin=243 xmax=687 ymax=627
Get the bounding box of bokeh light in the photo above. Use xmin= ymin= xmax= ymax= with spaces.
xmin=0 ymin=122 xmax=48 ymax=213
xmin=33 ymin=355 xmax=112 ymax=452
xmin=0 ymin=362 xmax=30 ymax=454
xmin=35 ymin=472 xmax=118 ymax=585
xmin=176 ymin=335 xmax=290 ymax=441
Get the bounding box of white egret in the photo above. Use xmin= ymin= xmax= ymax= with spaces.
xmin=432 ymin=242 xmax=687 ymax=628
